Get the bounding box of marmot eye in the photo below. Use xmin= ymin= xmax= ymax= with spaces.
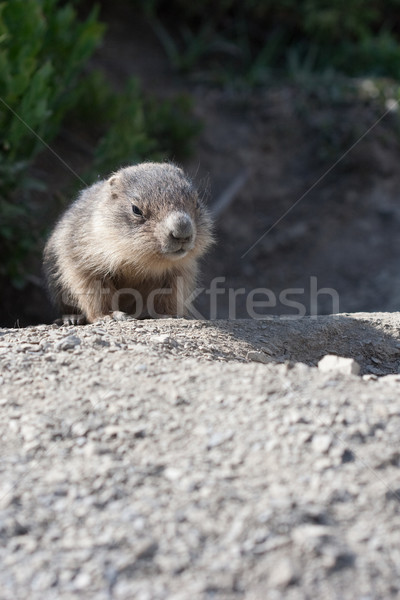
xmin=131 ymin=204 xmax=143 ymax=217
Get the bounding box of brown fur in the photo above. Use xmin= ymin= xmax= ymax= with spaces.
xmin=43 ymin=162 xmax=213 ymax=323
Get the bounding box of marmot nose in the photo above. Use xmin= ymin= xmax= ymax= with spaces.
xmin=169 ymin=214 xmax=193 ymax=242
xmin=171 ymin=232 xmax=192 ymax=243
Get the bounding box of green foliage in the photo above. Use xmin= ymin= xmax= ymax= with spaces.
xmin=140 ymin=0 xmax=400 ymax=83
xmin=0 ymin=1 xmax=200 ymax=287
xmin=0 ymin=0 xmax=104 ymax=283
xmin=91 ymin=78 xmax=200 ymax=177
xmin=72 ymin=71 xmax=201 ymax=182
xmin=0 ymin=0 xmax=103 ymax=168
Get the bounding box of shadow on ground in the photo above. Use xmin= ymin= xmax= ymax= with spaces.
xmin=193 ymin=312 xmax=400 ymax=375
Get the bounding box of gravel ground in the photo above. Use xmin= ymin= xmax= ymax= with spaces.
xmin=1 ymin=313 xmax=400 ymax=599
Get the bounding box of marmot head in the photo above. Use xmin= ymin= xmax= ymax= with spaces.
xmin=103 ymin=162 xmax=213 ymax=276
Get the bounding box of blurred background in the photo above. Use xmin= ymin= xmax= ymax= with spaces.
xmin=1 ymin=0 xmax=400 ymax=325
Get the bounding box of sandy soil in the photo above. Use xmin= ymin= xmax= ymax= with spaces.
xmin=0 ymin=313 xmax=400 ymax=599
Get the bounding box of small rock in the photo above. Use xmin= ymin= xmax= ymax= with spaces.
xmin=20 ymin=343 xmax=42 ymax=353
xmin=164 ymin=467 xmax=183 ymax=481
xmin=55 ymin=335 xmax=81 ymax=351
xmin=0 ymin=482 xmax=15 ymax=509
xmin=298 ymin=431 xmax=312 ymax=444
xmin=318 ymin=355 xmax=360 ymax=376
xmin=371 ymin=356 xmax=381 ymax=364
xmin=362 ymin=374 xmax=377 ymax=381
xmin=341 ymin=448 xmax=355 ymax=463
xmin=71 ymin=422 xmax=89 ymax=437
xmin=111 ymin=311 xmax=132 ymax=321
xmin=93 ymin=337 xmax=110 ymax=347
xmin=20 ymin=424 xmax=38 ymax=442
xmin=292 ymin=524 xmax=333 ymax=545
xmin=312 ymin=434 xmax=333 ymax=453
xmin=133 ymin=427 xmax=146 ymax=438
xmin=247 ymin=350 xmax=271 ymax=364
xmin=150 ymin=334 xmax=177 ymax=347
xmin=91 ymin=327 xmax=107 ymax=335
xmin=207 ymin=430 xmax=234 ymax=449
xmin=268 ymin=558 xmax=297 ymax=588
xmin=73 ymin=572 xmax=91 ymax=590
xmin=135 ymin=540 xmax=158 ymax=560
xmin=104 ymin=425 xmax=121 ymax=437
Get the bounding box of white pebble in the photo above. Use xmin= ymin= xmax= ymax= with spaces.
xmin=318 ymin=354 xmax=360 ymax=376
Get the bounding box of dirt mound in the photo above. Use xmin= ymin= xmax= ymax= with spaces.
xmin=0 ymin=313 xmax=399 ymax=598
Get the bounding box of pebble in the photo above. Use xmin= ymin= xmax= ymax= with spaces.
xmin=150 ymin=334 xmax=177 ymax=347
xmin=93 ymin=337 xmax=110 ymax=347
xmin=318 ymin=354 xmax=360 ymax=376
xmin=135 ymin=540 xmax=158 ymax=560
xmin=312 ymin=433 xmax=333 ymax=453
xmin=164 ymin=467 xmax=183 ymax=481
xmin=73 ymin=572 xmax=91 ymax=590
xmin=268 ymin=558 xmax=297 ymax=588
xmin=246 ymin=350 xmax=271 ymax=364
xmin=340 ymin=448 xmax=355 ymax=463
xmin=55 ymin=335 xmax=81 ymax=351
xmin=207 ymin=430 xmax=234 ymax=449
xmin=292 ymin=524 xmax=334 ymax=545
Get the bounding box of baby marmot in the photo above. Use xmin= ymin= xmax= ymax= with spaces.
xmin=43 ymin=162 xmax=213 ymax=323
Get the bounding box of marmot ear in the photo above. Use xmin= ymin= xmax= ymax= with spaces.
xmin=109 ymin=176 xmax=119 ymax=199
